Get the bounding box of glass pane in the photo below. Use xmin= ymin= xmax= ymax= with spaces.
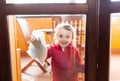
xmin=111 ymin=0 xmax=120 ymax=2
xmin=110 ymin=13 xmax=120 ymax=81
xmin=6 ymin=0 xmax=86 ymax=4
xmin=8 ymin=14 xmax=86 ymax=81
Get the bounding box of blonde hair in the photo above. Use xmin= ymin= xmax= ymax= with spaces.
xmin=53 ymin=23 xmax=76 ymax=47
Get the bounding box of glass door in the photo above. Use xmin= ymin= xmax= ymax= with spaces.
xmin=0 ymin=0 xmax=99 ymax=81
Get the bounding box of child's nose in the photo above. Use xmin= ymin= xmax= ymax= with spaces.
xmin=61 ymin=37 xmax=67 ymax=41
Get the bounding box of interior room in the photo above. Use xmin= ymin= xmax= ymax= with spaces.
xmin=8 ymin=15 xmax=86 ymax=81
xmin=1 ymin=0 xmax=120 ymax=81
xmin=8 ymin=14 xmax=120 ymax=81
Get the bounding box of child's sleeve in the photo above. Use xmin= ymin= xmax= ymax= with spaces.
xmin=45 ymin=46 xmax=53 ymax=60
xmin=75 ymin=48 xmax=85 ymax=73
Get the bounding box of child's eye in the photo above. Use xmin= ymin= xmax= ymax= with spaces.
xmin=66 ymin=35 xmax=70 ymax=38
xmin=59 ymin=35 xmax=63 ymax=38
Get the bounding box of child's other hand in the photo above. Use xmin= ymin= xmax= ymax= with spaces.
xmin=30 ymin=35 xmax=41 ymax=48
xmin=30 ymin=35 xmax=36 ymax=41
xmin=30 ymin=35 xmax=40 ymax=42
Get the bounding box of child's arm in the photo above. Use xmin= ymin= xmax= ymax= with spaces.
xmin=43 ymin=46 xmax=53 ymax=67
xmin=75 ymin=48 xmax=85 ymax=73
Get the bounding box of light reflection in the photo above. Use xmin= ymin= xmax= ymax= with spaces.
xmin=6 ymin=0 xmax=86 ymax=4
xmin=111 ymin=0 xmax=120 ymax=2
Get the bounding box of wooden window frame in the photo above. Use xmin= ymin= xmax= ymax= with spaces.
xmin=0 ymin=0 xmax=104 ymax=81
xmin=98 ymin=0 xmax=120 ymax=81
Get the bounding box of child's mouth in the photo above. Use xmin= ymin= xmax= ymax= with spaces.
xmin=60 ymin=42 xmax=68 ymax=46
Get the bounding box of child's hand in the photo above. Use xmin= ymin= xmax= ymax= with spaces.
xmin=43 ymin=59 xmax=50 ymax=68
xmin=30 ymin=35 xmax=41 ymax=48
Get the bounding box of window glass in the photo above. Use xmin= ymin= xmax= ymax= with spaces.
xmin=111 ymin=0 xmax=120 ymax=2
xmin=6 ymin=0 xmax=86 ymax=4
xmin=8 ymin=14 xmax=86 ymax=81
xmin=110 ymin=13 xmax=120 ymax=81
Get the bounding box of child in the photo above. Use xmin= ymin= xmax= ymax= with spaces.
xmin=45 ymin=23 xmax=84 ymax=81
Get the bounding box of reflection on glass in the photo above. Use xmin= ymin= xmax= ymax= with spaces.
xmin=8 ymin=14 xmax=86 ymax=81
xmin=111 ymin=0 xmax=120 ymax=2
xmin=110 ymin=13 xmax=120 ymax=81
xmin=6 ymin=0 xmax=86 ymax=4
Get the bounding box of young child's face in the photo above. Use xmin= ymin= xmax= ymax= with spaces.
xmin=56 ymin=28 xmax=73 ymax=48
